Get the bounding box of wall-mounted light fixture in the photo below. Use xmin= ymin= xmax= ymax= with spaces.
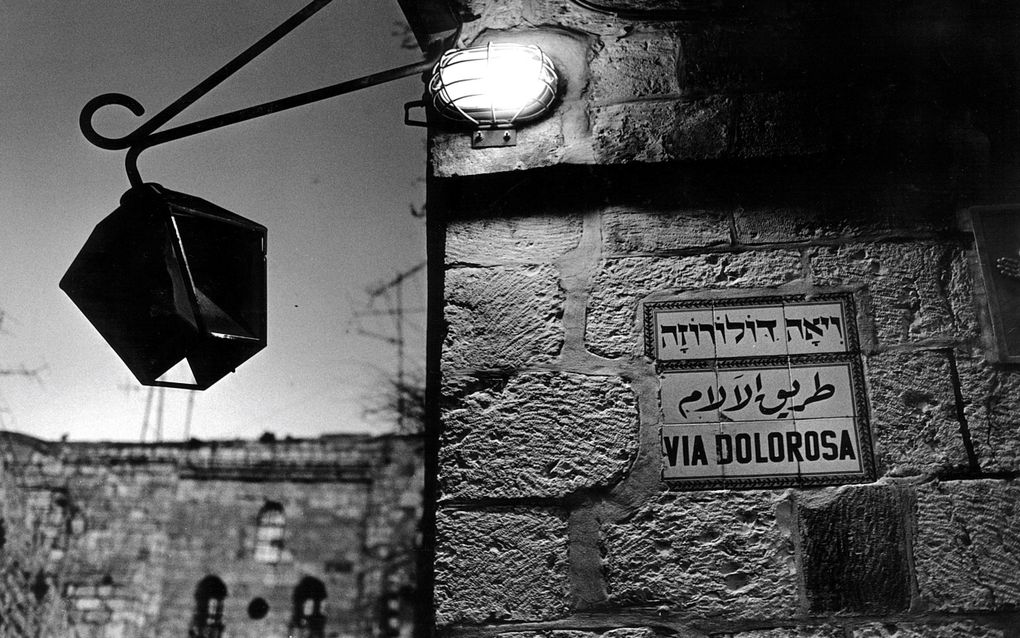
xmin=408 ymin=42 xmax=559 ymax=148
xmin=65 ymin=0 xmax=458 ymax=390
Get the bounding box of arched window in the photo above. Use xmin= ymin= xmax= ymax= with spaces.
xmin=289 ymin=576 xmax=327 ymax=637
xmin=253 ymin=501 xmax=285 ymax=564
xmin=189 ymin=575 xmax=227 ymax=638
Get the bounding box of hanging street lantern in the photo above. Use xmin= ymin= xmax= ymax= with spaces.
xmin=69 ymin=0 xmax=461 ymax=390
xmin=60 ymin=184 xmax=267 ymax=390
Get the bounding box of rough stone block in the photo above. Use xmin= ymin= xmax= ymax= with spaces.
xmin=440 ymin=372 xmax=638 ymax=499
xmin=592 ymin=97 xmax=732 ymax=164
xmin=914 ymin=480 xmax=1020 ymax=611
xmin=601 ymin=491 xmax=798 ymax=619
xmin=434 ymin=508 xmax=570 ymax=626
xmin=809 ymin=242 xmax=977 ymax=346
xmin=678 ymin=24 xmax=834 ymax=95
xmin=585 ymin=250 xmax=803 ymax=358
xmin=590 ymin=33 xmax=681 ymax=103
xmin=724 ymin=627 xmax=843 ymax=638
xmin=733 ymin=205 xmax=950 ymax=245
xmin=730 ymin=91 xmax=832 ymax=158
xmin=954 ymin=351 xmax=1020 ymax=472
xmin=602 ymin=208 xmax=731 ymax=254
xmin=497 ymin=628 xmax=656 ymax=638
xmin=443 ymin=265 xmax=565 ymax=371
xmin=864 ymin=351 xmax=970 ymax=476
xmin=796 ymin=484 xmax=911 ymax=613
xmin=852 ymin=621 xmax=1005 ymax=638
xmin=430 ymin=118 xmax=569 ymax=178
xmin=446 ymin=214 xmax=583 ymax=266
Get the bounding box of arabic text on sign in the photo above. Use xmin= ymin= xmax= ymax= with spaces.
xmin=660 ymin=364 xmax=854 ymax=424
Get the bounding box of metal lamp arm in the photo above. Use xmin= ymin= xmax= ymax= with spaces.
xmin=79 ymin=0 xmax=453 ymax=187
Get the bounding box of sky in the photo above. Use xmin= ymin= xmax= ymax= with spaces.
xmin=0 ymin=1 xmax=429 ymax=442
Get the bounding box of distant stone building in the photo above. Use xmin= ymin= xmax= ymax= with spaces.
xmin=0 ymin=432 xmax=423 ymax=638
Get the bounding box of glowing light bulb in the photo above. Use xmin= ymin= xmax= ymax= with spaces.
xmin=429 ymin=43 xmax=558 ymax=127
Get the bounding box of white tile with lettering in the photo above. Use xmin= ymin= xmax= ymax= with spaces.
xmin=783 ymin=302 xmax=849 ymax=354
xmin=713 ymin=305 xmax=788 ymax=358
xmin=653 ymin=308 xmax=717 ymax=360
xmin=660 ymin=370 xmax=720 ymax=423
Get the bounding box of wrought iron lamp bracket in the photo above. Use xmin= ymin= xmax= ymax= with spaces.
xmin=79 ymin=0 xmax=455 ymax=187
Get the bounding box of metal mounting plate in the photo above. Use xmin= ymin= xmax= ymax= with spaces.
xmin=471 ymin=128 xmax=516 ymax=148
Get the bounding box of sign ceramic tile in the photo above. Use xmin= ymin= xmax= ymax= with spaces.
xmin=645 ymin=291 xmax=874 ymax=489
xmin=661 ymin=423 xmax=724 ymax=478
xmin=660 ymin=370 xmax=720 ymax=423
xmin=713 ymin=306 xmax=788 ymax=359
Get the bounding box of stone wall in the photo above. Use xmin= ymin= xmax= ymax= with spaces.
xmin=0 ymin=432 xmax=423 ymax=638
xmin=425 ymin=1 xmax=1020 ymax=637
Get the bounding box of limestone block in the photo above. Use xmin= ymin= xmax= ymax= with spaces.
xmin=914 ymin=480 xmax=1020 ymax=611
xmin=585 ymin=251 xmax=803 ymax=358
xmin=434 ymin=508 xmax=570 ymax=626
xmin=730 ymin=91 xmax=831 ymax=159
xmin=602 ymin=208 xmax=731 ymax=254
xmin=601 ymin=491 xmax=798 ymax=619
xmin=852 ymin=621 xmax=1005 ymax=638
xmin=725 ymin=627 xmax=843 ymax=638
xmin=590 ymin=32 xmax=681 ymax=104
xmin=443 ymin=265 xmax=565 ymax=371
xmin=809 ymin=242 xmax=976 ymax=346
xmin=429 ymin=112 xmax=574 ymax=179
xmin=440 ymin=372 xmax=638 ymax=499
xmin=796 ymin=484 xmax=911 ymax=613
xmin=733 ymin=205 xmax=951 ymax=245
xmin=592 ymin=97 xmax=732 ymax=164
xmin=498 ymin=629 xmax=656 ymax=638
xmin=446 ymin=214 xmax=583 ymax=266
xmin=864 ymin=351 xmax=970 ymax=476
xmin=954 ymin=351 xmax=1020 ymax=472
xmin=678 ymin=23 xmax=834 ymax=96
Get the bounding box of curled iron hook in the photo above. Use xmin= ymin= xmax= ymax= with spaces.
xmin=79 ymin=93 xmax=148 ymax=150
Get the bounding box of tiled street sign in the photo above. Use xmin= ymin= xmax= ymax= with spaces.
xmin=644 ymin=292 xmax=876 ymax=490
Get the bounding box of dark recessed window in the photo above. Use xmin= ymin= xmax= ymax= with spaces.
xmin=190 ymin=575 xmax=227 ymax=638
xmin=290 ymin=576 xmax=327 ymax=638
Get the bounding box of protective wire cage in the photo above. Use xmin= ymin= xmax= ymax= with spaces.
xmin=428 ymin=43 xmax=558 ymax=127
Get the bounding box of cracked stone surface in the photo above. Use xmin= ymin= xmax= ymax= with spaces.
xmin=797 ymin=484 xmax=911 ymax=613
xmin=864 ymin=350 xmax=971 ymax=477
xmin=434 ymin=508 xmax=570 ymax=626
xmin=446 ymin=214 xmax=582 ymax=266
xmin=443 ymin=265 xmax=565 ymax=371
xmin=852 ymin=621 xmax=1005 ymax=638
xmin=439 ymin=372 xmax=638 ymax=499
xmin=602 ymin=490 xmax=799 ymax=619
xmin=914 ymin=480 xmax=1020 ymax=612
xmin=809 ymin=242 xmax=977 ymax=347
xmin=602 ymin=207 xmax=731 ymax=254
xmin=954 ymin=350 xmax=1020 ymax=472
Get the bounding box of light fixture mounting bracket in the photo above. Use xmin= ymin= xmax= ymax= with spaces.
xmin=472 ymin=129 xmax=517 ymax=148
